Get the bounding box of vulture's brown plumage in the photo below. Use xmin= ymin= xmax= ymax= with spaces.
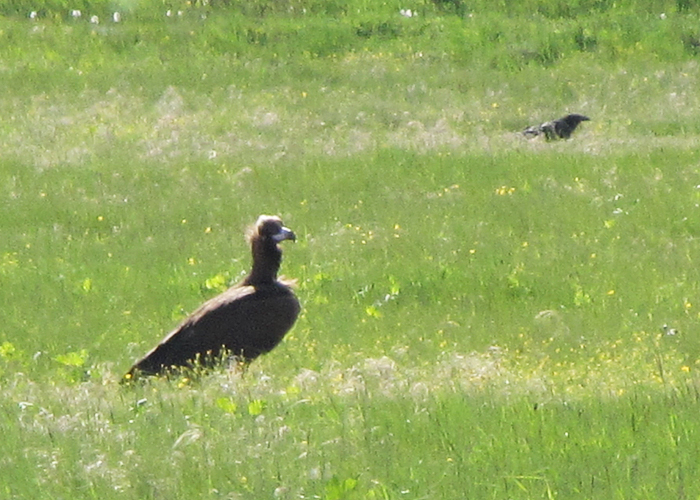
xmin=124 ymin=215 xmax=300 ymax=379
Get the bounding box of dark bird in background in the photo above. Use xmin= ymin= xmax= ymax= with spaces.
xmin=124 ymin=215 xmax=300 ymax=379
xmin=523 ymin=113 xmax=590 ymax=140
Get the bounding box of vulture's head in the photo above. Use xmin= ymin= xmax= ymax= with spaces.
xmin=246 ymin=215 xmax=296 ymax=284
xmin=249 ymin=215 xmax=296 ymax=245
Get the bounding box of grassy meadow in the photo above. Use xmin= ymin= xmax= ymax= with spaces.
xmin=2 ymin=0 xmax=700 ymax=497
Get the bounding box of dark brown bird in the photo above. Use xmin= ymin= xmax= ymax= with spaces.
xmin=523 ymin=113 xmax=590 ymax=140
xmin=124 ymin=215 xmax=300 ymax=379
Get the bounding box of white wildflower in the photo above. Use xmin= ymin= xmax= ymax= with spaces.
xmin=274 ymin=487 xmax=289 ymax=498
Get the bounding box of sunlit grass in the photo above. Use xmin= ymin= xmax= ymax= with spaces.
xmin=2 ymin=349 xmax=699 ymax=498
xmin=2 ymin=2 xmax=700 ymax=498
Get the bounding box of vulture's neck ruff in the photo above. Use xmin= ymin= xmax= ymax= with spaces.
xmin=244 ymin=216 xmax=296 ymax=286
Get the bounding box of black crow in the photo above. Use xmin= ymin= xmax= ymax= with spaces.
xmin=524 ymin=114 xmax=590 ymax=140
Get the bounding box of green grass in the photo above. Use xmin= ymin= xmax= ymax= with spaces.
xmin=4 ymin=374 xmax=700 ymax=498
xmin=2 ymin=1 xmax=700 ymax=498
